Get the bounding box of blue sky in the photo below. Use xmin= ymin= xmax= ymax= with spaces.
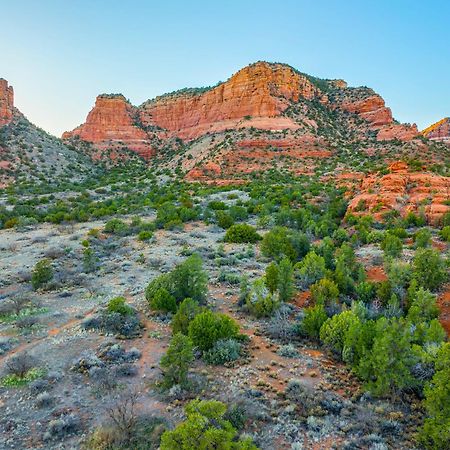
xmin=0 ymin=0 xmax=448 ymax=136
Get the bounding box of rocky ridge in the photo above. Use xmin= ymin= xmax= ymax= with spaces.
xmin=63 ymin=62 xmax=419 ymax=159
xmin=422 ymin=117 xmax=450 ymax=143
xmin=0 ymin=81 xmax=96 ymax=187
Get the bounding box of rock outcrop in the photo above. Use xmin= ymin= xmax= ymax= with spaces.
xmin=339 ymin=95 xmax=393 ymax=127
xmin=422 ymin=118 xmax=450 ymax=143
xmin=0 ymin=78 xmax=14 ymax=127
xmin=64 ymin=61 xmax=419 ymax=158
xmin=348 ymin=162 xmax=450 ymax=224
xmin=139 ymin=62 xmax=321 ymax=140
xmin=62 ymin=94 xmax=154 ymax=159
xmin=376 ymin=123 xmax=418 ymax=141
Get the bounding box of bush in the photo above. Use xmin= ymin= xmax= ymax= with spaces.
xmin=82 ymin=247 xmax=98 ymax=273
xmin=224 ymin=224 xmax=261 ymax=244
xmin=407 ymin=288 xmax=440 ymax=325
xmin=170 ymin=254 xmax=208 ymax=303
xmin=438 ymin=225 xmax=450 ymax=242
xmin=334 ymin=243 xmax=365 ymax=295
xmin=216 ymin=211 xmax=234 ymax=229
xmin=420 ymin=343 xmax=450 ymax=450
xmin=277 ymin=344 xmax=298 ymax=358
xmin=188 ymin=310 xmax=239 ymax=352
xmin=319 ymin=310 xmax=359 ymax=357
xmin=381 ymin=233 xmax=403 ymax=258
xmin=245 ymin=278 xmax=279 ymax=318
xmin=83 ymin=311 xmax=142 ymax=339
xmin=160 ymin=333 xmax=194 ymax=388
xmin=414 ymin=228 xmax=432 ymax=248
xmin=310 ymin=278 xmax=339 ymax=308
xmin=296 ymin=251 xmax=326 ymax=287
xmin=300 ymin=304 xmax=328 ymax=339
xmin=1 ymin=352 xmax=42 ymax=387
xmin=208 ymin=200 xmax=227 ymax=210
xmin=150 ymin=288 xmax=177 ymax=313
xmin=413 ymin=248 xmax=447 ymax=291
xmin=31 ymin=258 xmax=53 ymax=290
xmin=261 ymin=226 xmax=310 ymax=262
xmin=137 ymin=230 xmax=153 ymax=241
xmin=107 ymin=297 xmax=133 ymax=316
xmin=229 ymin=205 xmax=249 ymax=222
xmin=277 ymin=257 xmax=295 ymax=302
xmin=160 ymin=399 xmax=258 ymax=450
xmin=171 ymin=298 xmax=201 ymax=335
xmin=266 ymin=305 xmax=295 ymax=342
xmin=145 ymin=254 xmax=208 ymax=307
xmin=104 ymin=218 xmax=129 ymax=235
xmin=264 ymin=262 xmax=279 ymax=293
xmin=85 ymin=414 xmax=167 ymax=450
xmin=45 ymin=413 xmax=81 ymax=440
xmin=203 ymin=339 xmax=242 ymax=365
xmin=358 ymin=317 xmax=416 ymax=397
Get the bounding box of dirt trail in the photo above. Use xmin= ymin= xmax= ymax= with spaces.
xmin=2 ymin=306 xmax=98 ymax=359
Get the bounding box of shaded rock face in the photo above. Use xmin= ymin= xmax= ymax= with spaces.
xmin=348 ymin=162 xmax=450 ymax=224
xmin=0 ymin=79 xmax=14 ymax=127
xmin=62 ymin=95 xmax=154 ymax=159
xmin=63 ymin=61 xmax=418 ymax=158
xmin=422 ymin=118 xmax=450 ymax=143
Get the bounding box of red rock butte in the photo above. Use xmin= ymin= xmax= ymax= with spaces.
xmin=62 ymin=94 xmax=155 ymax=159
xmin=62 ymin=61 xmax=418 ymax=156
xmin=0 ymin=78 xmax=14 ymax=127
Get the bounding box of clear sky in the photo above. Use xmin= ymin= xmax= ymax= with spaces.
xmin=1 ymin=0 xmax=449 ymax=136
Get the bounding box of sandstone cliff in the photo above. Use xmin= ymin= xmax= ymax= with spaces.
xmin=63 ymin=61 xmax=419 ymax=156
xmin=0 ymin=79 xmax=14 ymax=127
xmin=62 ymin=94 xmax=154 ymax=159
xmin=139 ymin=62 xmax=322 ymax=140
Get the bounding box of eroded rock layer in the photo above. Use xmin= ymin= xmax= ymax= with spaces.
xmin=348 ymin=162 xmax=450 ymax=224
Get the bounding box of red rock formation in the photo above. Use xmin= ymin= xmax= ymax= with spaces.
xmin=422 ymin=118 xmax=450 ymax=143
xmin=62 ymin=94 xmax=154 ymax=159
xmin=186 ymin=161 xmax=222 ymax=181
xmin=62 ymin=61 xmax=425 ymax=160
xmin=0 ymin=79 xmax=14 ymax=127
xmin=348 ymin=162 xmax=450 ymax=224
xmin=376 ymin=123 xmax=418 ymax=141
xmin=139 ymin=62 xmax=320 ymax=140
xmin=339 ymin=95 xmax=393 ymax=127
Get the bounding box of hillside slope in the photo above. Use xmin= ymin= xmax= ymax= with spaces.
xmin=0 ymin=79 xmax=97 ymax=188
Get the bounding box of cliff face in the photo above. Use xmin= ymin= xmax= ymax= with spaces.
xmin=62 ymin=95 xmax=154 ymax=159
xmin=64 ymin=61 xmax=419 ymax=155
xmin=333 ymin=90 xmax=418 ymax=141
xmin=0 ymin=78 xmax=14 ymax=127
xmin=422 ymin=118 xmax=450 ymax=143
xmin=139 ymin=62 xmax=321 ymax=140
xmin=339 ymin=94 xmax=393 ymax=127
